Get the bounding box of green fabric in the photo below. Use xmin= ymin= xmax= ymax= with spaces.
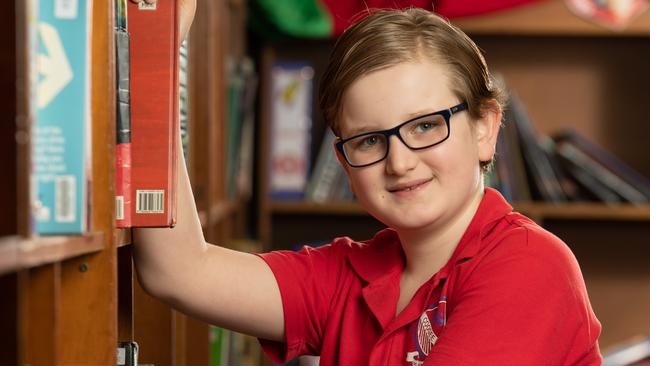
xmin=249 ymin=0 xmax=333 ymax=39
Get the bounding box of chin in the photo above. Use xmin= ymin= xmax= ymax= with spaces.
xmin=370 ymin=207 xmax=440 ymax=232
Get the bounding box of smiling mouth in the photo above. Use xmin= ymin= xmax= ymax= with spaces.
xmin=387 ymin=178 xmax=432 ymax=193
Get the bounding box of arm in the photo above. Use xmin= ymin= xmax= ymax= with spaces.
xmin=130 ymin=0 xmax=285 ymax=342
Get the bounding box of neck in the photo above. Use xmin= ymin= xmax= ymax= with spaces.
xmin=397 ymin=186 xmax=485 ymax=283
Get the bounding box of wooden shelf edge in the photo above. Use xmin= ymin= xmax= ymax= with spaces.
xmin=0 ymin=232 xmax=105 ymax=275
xmin=514 ymin=202 xmax=650 ymax=221
xmin=452 ymin=0 xmax=650 ymax=36
xmin=117 ymin=228 xmax=132 ymax=247
xmin=270 ymin=201 xmax=368 ymax=215
xmin=269 ymin=200 xmax=650 ymax=221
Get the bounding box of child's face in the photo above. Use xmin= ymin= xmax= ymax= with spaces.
xmin=337 ymin=60 xmax=498 ymax=231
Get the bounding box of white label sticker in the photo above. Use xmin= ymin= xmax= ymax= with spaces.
xmin=138 ymin=2 xmax=157 ymax=10
xmin=117 ymin=348 xmax=126 ymax=365
xmin=55 ymin=0 xmax=78 ymax=19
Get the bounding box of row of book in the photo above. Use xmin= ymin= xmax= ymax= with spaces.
xmin=490 ymin=93 xmax=650 ymax=204
xmin=28 ymin=0 xmax=181 ymax=234
xmin=266 ymin=61 xmax=650 ymax=205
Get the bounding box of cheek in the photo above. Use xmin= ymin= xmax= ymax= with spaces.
xmin=347 ymin=170 xmax=381 ymax=198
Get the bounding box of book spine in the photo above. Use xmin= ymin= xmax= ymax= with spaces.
xmin=557 ymin=142 xmax=648 ymax=203
xmin=555 ymin=130 xmax=650 ymax=199
xmin=268 ymin=62 xmax=313 ymax=201
xmin=33 ymin=0 xmax=92 ymax=234
xmin=509 ymin=94 xmax=567 ymax=203
xmin=128 ymin=0 xmax=180 ymax=227
xmin=115 ymin=0 xmax=131 ymax=227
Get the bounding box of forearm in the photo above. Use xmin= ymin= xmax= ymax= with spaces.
xmin=132 ymin=140 xmax=206 ymax=298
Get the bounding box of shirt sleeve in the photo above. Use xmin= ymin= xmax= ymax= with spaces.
xmin=425 ymin=226 xmax=602 ymax=366
xmin=255 ymin=240 xmax=350 ymax=363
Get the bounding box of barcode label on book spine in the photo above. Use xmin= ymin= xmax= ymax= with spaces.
xmin=55 ymin=175 xmax=76 ymax=223
xmin=116 ymin=196 xmax=124 ymax=220
xmin=136 ymin=190 xmax=164 ymax=214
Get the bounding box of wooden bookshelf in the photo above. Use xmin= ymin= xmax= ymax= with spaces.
xmin=0 ymin=233 xmax=105 ymax=275
xmin=453 ymin=0 xmax=650 ymax=36
xmin=1 ymin=0 xmax=246 ymax=364
xmin=256 ymin=0 xmax=650 ymax=351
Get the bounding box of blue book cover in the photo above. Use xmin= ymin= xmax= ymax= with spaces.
xmin=33 ymin=0 xmax=92 ymax=234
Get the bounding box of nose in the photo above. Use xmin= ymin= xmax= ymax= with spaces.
xmin=385 ymin=135 xmax=418 ymax=176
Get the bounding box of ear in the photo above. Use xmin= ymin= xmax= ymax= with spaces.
xmin=474 ymin=101 xmax=502 ymax=163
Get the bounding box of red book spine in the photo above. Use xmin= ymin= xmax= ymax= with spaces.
xmin=128 ymin=0 xmax=179 ymax=227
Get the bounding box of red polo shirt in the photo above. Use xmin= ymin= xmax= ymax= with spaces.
xmin=257 ymin=188 xmax=602 ymax=365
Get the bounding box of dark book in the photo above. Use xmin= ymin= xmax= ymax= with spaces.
xmin=508 ymin=93 xmax=567 ymax=203
xmin=555 ymin=149 xmax=623 ymax=203
xmin=555 ymin=142 xmax=648 ymax=203
xmin=127 ymin=0 xmax=180 ymax=227
xmin=554 ymin=130 xmax=650 ymax=200
xmin=115 ymin=0 xmax=132 ymax=227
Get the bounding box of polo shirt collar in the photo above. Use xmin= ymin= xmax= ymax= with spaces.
xmin=348 ymin=188 xmax=513 ymax=283
xmin=346 ymin=188 xmax=513 ymax=328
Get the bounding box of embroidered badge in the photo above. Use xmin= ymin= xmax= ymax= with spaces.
xmin=406 ymin=298 xmax=447 ymax=365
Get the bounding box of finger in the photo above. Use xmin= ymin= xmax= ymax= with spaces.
xmin=144 ymin=0 xmax=157 ymax=4
xmin=129 ymin=0 xmax=143 ymax=3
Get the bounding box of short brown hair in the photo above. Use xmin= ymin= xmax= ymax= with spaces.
xmin=318 ymin=8 xmax=507 ymax=171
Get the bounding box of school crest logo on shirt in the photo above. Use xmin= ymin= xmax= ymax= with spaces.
xmin=406 ymin=298 xmax=447 ymax=366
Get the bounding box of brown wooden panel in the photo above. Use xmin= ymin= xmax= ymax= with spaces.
xmin=0 ymin=273 xmax=18 ymax=365
xmin=118 ymin=245 xmax=134 ymax=341
xmin=20 ymin=264 xmax=60 ymax=366
xmin=134 ymin=277 xmax=173 ymax=366
xmin=185 ymin=316 xmax=210 ymax=365
xmin=59 ymin=0 xmax=117 ymax=363
xmin=187 ymin=0 xmax=213 ymax=214
xmin=208 ymin=0 xmax=228 ymax=241
xmin=0 ymin=0 xmax=17 ymax=237
xmin=14 ymin=0 xmax=31 ymax=237
xmin=174 ymin=311 xmax=187 ymax=366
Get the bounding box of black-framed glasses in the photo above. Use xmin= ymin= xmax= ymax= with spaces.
xmin=336 ymin=102 xmax=468 ymax=168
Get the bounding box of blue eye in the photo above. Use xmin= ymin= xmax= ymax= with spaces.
xmin=362 ymin=136 xmax=379 ymax=146
xmin=413 ymin=120 xmax=442 ymax=133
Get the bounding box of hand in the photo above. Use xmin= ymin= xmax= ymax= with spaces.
xmin=129 ymin=0 xmax=197 ymax=43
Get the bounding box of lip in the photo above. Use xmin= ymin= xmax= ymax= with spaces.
xmin=387 ymin=178 xmax=433 ymax=193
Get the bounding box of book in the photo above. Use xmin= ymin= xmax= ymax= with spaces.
xmin=115 ymin=0 xmax=132 ymax=227
xmin=305 ymin=129 xmax=346 ymax=202
xmin=500 ymin=105 xmax=533 ymax=202
xmin=33 ymin=0 xmax=92 ymax=234
xmin=554 ymin=130 xmax=650 ymax=200
xmin=603 ymin=336 xmax=650 ymax=366
xmin=234 ymin=58 xmax=258 ymax=201
xmin=508 ymin=93 xmax=567 ymax=203
xmin=555 ymin=141 xmax=648 ymax=204
xmin=117 ymin=341 xmax=139 ymax=366
xmin=127 ymin=0 xmax=180 ymax=227
xmin=268 ymin=62 xmax=314 ymax=201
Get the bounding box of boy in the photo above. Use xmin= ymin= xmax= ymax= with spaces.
xmin=131 ymin=1 xmax=602 ymax=364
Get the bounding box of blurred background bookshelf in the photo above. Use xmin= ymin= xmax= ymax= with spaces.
xmin=3 ymin=0 xmax=650 ymax=365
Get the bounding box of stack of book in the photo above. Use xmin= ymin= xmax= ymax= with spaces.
xmin=491 ymin=93 xmax=650 ymax=205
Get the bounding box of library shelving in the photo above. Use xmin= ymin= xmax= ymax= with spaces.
xmin=0 ymin=0 xmax=247 ymax=364
xmin=256 ymin=0 xmax=650 ymax=350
